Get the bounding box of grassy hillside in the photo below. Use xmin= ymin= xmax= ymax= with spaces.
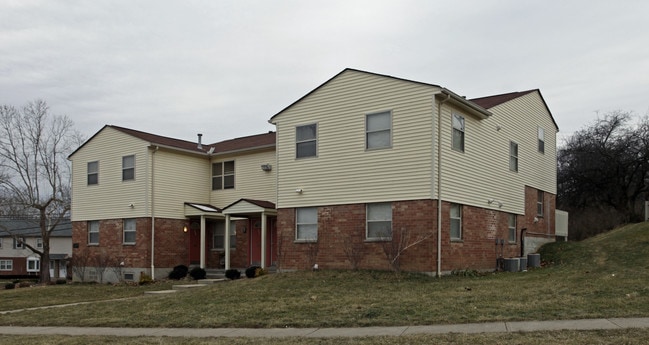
xmin=539 ymin=222 xmax=649 ymax=272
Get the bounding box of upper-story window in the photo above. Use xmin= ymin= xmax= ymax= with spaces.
xmin=13 ymin=237 xmax=25 ymax=249
xmin=296 ymin=207 xmax=318 ymax=241
xmin=452 ymin=114 xmax=465 ymax=152
xmin=123 ymin=218 xmax=136 ymax=244
xmin=87 ymin=161 xmax=98 ymax=185
xmin=366 ymin=111 xmax=391 ymax=149
xmin=366 ymin=202 xmax=392 ymax=240
xmin=296 ymin=124 xmax=317 ymax=158
xmin=509 ymin=141 xmax=519 ymax=172
xmin=37 ymin=238 xmax=43 ymax=249
xmin=538 ymin=127 xmax=545 ymax=153
xmin=88 ymin=220 xmax=99 ymax=245
xmin=212 ymin=161 xmax=235 ymax=190
xmin=122 ymin=155 xmax=135 ymax=181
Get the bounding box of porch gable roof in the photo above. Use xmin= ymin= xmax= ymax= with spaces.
xmin=222 ymin=198 xmax=276 ymax=216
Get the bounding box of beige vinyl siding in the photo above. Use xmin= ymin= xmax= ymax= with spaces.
xmin=151 ymin=149 xmax=211 ymax=218
xmin=273 ymin=69 xmax=438 ymax=208
xmin=70 ymin=127 xmax=151 ymax=221
xmin=438 ymin=91 xmax=556 ymax=215
xmin=209 ymin=149 xmax=277 ymax=207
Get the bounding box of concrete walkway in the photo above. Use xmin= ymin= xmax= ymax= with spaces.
xmin=0 ymin=318 xmax=648 ymax=338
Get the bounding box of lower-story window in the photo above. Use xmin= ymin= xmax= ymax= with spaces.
xmin=123 ymin=218 xmax=136 ymax=244
xmin=296 ymin=207 xmax=318 ymax=241
xmin=27 ymin=257 xmax=40 ymax=272
xmin=450 ymin=203 xmax=462 ymax=240
xmin=212 ymin=221 xmax=236 ymax=250
xmin=508 ymin=214 xmax=517 ymax=243
xmin=366 ymin=202 xmax=392 ymax=240
xmin=0 ymin=260 xmax=12 ymax=271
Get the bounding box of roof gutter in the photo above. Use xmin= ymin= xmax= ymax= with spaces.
xmin=439 ymin=88 xmax=492 ymax=120
xmin=435 ymin=91 xmax=451 ymax=278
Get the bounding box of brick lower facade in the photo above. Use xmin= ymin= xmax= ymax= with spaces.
xmin=277 ymin=193 xmax=555 ymax=274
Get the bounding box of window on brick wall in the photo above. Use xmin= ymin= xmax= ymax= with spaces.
xmin=450 ymin=203 xmax=462 ymax=240
xmin=0 ymin=260 xmax=13 ymax=271
xmin=296 ymin=207 xmax=318 ymax=241
xmin=508 ymin=214 xmax=517 ymax=243
xmin=537 ymin=190 xmax=544 ymax=217
xmin=123 ymin=218 xmax=136 ymax=244
xmin=366 ymin=202 xmax=392 ymax=240
xmin=212 ymin=220 xmax=236 ymax=250
xmin=88 ymin=220 xmax=99 ymax=245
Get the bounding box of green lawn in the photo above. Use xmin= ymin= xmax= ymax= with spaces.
xmin=0 ymin=223 xmax=647 ymax=332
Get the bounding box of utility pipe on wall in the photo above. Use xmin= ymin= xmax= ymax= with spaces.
xmin=436 ymin=93 xmax=451 ymax=278
xmin=150 ymin=145 xmax=159 ymax=280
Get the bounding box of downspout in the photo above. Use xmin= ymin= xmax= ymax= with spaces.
xmin=150 ymin=145 xmax=159 ymax=280
xmin=436 ymin=93 xmax=451 ymax=278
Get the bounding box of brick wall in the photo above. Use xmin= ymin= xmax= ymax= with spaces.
xmin=277 ymin=199 xmax=535 ymax=273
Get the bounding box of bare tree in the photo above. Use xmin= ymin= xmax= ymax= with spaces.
xmin=381 ymin=228 xmax=433 ymax=274
xmin=0 ymin=100 xmax=82 ymax=283
xmin=342 ymin=229 xmax=365 ymax=270
xmin=70 ymin=247 xmax=91 ymax=282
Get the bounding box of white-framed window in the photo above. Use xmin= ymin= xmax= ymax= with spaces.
xmin=538 ymin=127 xmax=545 ymax=153
xmin=366 ymin=203 xmax=392 ymax=240
xmin=88 ymin=220 xmax=99 ymax=245
xmin=537 ymin=190 xmax=544 ymax=217
xmin=509 ymin=141 xmax=519 ymax=172
xmin=122 ymin=155 xmax=135 ymax=181
xmin=27 ymin=257 xmax=40 ymax=272
xmin=212 ymin=221 xmax=236 ymax=250
xmin=13 ymin=237 xmax=24 ymax=249
xmin=37 ymin=238 xmax=43 ymax=249
xmin=123 ymin=218 xmax=136 ymax=244
xmin=212 ymin=161 xmax=235 ymax=190
xmin=296 ymin=207 xmax=318 ymax=241
xmin=296 ymin=124 xmax=317 ymax=158
xmin=0 ymin=260 xmax=13 ymax=271
xmin=87 ymin=161 xmax=99 ymax=185
xmin=366 ymin=111 xmax=391 ymax=149
xmin=450 ymin=204 xmax=462 ymax=240
xmin=508 ymin=214 xmax=517 ymax=243
xmin=452 ymin=113 xmax=465 ymax=152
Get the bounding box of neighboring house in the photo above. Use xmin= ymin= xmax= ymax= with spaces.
xmin=0 ymin=218 xmax=72 ymax=279
xmin=69 ymin=68 xmax=559 ymax=281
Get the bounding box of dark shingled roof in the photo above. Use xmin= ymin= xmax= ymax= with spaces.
xmin=210 ymin=132 xmax=275 ymax=154
xmin=469 ymin=90 xmax=537 ymax=109
xmin=0 ymin=218 xmax=72 ymax=237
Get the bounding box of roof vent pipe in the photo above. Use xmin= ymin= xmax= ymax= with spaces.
xmin=197 ymin=133 xmax=203 ymax=150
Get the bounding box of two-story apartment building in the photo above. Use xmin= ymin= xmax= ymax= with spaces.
xmin=0 ymin=218 xmax=72 ymax=279
xmin=69 ymin=68 xmax=558 ymax=281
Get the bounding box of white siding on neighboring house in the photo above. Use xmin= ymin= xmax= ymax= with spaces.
xmin=272 ymin=69 xmax=439 ymax=208
xmin=210 ymin=149 xmax=277 ymax=207
xmin=152 ymin=148 xmax=211 ymax=218
xmin=437 ymin=91 xmax=557 ymax=215
xmin=70 ymin=127 xmax=151 ymax=221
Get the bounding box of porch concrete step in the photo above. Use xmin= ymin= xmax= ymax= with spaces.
xmin=197 ymin=278 xmax=227 ymax=284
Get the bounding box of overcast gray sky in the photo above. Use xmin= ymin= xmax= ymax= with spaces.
xmin=1 ymin=1 xmax=647 ymax=144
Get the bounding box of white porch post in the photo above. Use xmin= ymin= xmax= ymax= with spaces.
xmin=261 ymin=212 xmax=267 ymax=269
xmin=200 ymin=215 xmax=206 ymax=269
xmin=224 ymin=214 xmax=231 ymax=270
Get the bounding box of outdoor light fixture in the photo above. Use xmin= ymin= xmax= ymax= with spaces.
xmin=261 ymin=163 xmax=272 ymax=171
xmin=183 ymin=226 xmax=188 ymax=233
xmin=295 ymin=188 xmax=303 ymax=194
xmin=487 ymin=199 xmax=503 ymax=208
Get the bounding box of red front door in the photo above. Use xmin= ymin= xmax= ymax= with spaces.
xmin=189 ymin=227 xmax=201 ymax=265
xmin=249 ymin=217 xmax=277 ymax=266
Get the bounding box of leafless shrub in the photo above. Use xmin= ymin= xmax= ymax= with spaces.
xmin=342 ymin=231 xmax=365 ymax=270
xmin=70 ymin=248 xmax=91 ymax=282
xmin=381 ymin=227 xmax=433 ymax=274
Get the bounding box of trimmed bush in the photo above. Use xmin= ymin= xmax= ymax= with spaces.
xmin=245 ymin=266 xmax=266 ymax=278
xmin=168 ymin=264 xmax=189 ymax=280
xmin=5 ymin=283 xmax=15 ymax=290
xmin=225 ymin=269 xmax=241 ymax=280
xmin=189 ymin=267 xmax=206 ymax=280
